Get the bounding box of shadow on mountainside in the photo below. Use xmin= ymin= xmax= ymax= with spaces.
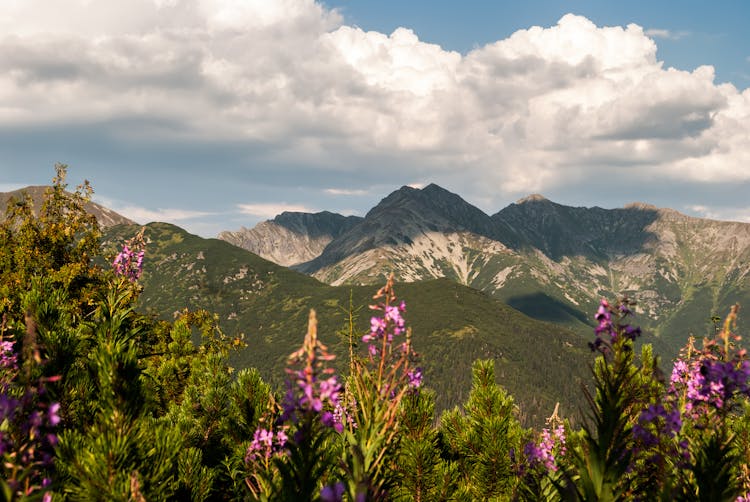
xmin=298 ymin=185 xmax=665 ymax=274
xmin=491 ymin=199 xmax=663 ymax=262
xmin=504 ymin=292 xmax=591 ymax=328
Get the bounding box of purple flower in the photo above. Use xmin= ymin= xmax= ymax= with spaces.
xmin=113 ymin=244 xmax=145 ymax=282
xmin=333 ymin=400 xmax=357 ymax=431
xmin=0 ymin=345 xmax=61 ymax=497
xmin=633 ymin=403 xmax=681 ymax=449
xmin=48 ymin=403 xmax=60 ymax=426
xmin=245 ymin=427 xmax=288 ymax=462
xmin=281 ymin=312 xmax=342 ymax=433
xmin=361 ymin=301 xmax=408 ymax=353
xmin=320 ymin=482 xmax=345 ymax=502
xmin=524 ymin=425 xmax=566 ymax=472
xmin=407 ymin=367 xmax=423 ymax=389
xmin=0 ymin=392 xmax=19 ymax=422
xmin=0 ymin=340 xmax=17 ymax=370
xmin=590 ymin=299 xmax=641 ymax=352
xmin=684 ymin=359 xmax=750 ymax=410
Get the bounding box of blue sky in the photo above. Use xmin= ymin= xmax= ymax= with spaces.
xmin=1 ymin=0 xmax=749 ymax=236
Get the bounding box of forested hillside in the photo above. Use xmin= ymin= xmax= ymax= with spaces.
xmin=3 ymin=168 xmax=750 ymax=501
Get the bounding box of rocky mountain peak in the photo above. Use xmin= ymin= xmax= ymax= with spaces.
xmin=0 ymin=185 xmax=134 ymax=227
xmin=364 ymin=183 xmax=495 ymax=236
xmin=218 ymin=211 xmax=362 ymax=267
xmin=271 ymin=211 xmax=362 ymax=239
xmin=624 ymin=202 xmax=659 ymax=211
xmin=515 ymin=193 xmax=550 ymax=204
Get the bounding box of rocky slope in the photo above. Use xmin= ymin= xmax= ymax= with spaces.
xmin=0 ymin=185 xmax=133 ymax=227
xmin=223 ymin=185 xmax=750 ymax=356
xmin=218 ymin=211 xmax=362 ymax=266
xmin=105 ymin=222 xmax=591 ymax=426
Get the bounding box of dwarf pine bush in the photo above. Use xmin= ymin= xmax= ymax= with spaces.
xmin=4 ymin=165 xmax=750 ymax=501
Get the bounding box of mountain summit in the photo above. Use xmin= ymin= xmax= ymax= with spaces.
xmin=296 ymin=184 xmax=502 ymax=283
xmin=218 ymin=183 xmax=750 ymax=357
xmin=218 ymin=211 xmax=362 ymax=267
xmin=0 ymin=185 xmax=134 ymax=227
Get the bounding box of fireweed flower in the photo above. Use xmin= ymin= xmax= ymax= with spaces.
xmin=245 ymin=428 xmax=288 ymax=462
xmin=245 ymin=311 xmax=346 ymax=500
xmin=523 ymin=425 xmax=566 ymax=472
xmin=113 ymin=246 xmax=145 ymax=282
xmin=669 ymin=308 xmax=750 ymax=416
xmin=112 ymin=228 xmax=146 ymax=282
xmin=407 ymin=367 xmax=423 ymax=389
xmin=676 ymin=358 xmax=750 ymax=412
xmin=320 ymin=482 xmax=345 ymax=502
xmin=632 ymin=403 xmax=682 ymax=448
xmin=279 ymin=310 xmax=342 ymax=433
xmin=333 ymin=399 xmax=357 ymax=430
xmin=0 ymin=340 xmax=17 ymax=370
xmin=362 ymin=300 xmax=406 ymax=353
xmin=0 ymin=342 xmax=60 ymax=499
xmin=589 ymin=298 xmax=640 ymax=353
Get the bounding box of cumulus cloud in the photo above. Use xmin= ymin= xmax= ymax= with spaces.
xmin=1 ymin=1 xmax=749 ymax=224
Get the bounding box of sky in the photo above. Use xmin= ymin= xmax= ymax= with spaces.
xmin=1 ymin=0 xmax=749 ymax=237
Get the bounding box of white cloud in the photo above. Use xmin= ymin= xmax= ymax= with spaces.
xmin=114 ymin=205 xmax=217 ymax=223
xmin=324 ymin=188 xmax=369 ymax=196
xmin=645 ymin=28 xmax=689 ymax=40
xmin=95 ymin=195 xmax=217 ymax=223
xmin=1 ymin=2 xmax=749 ymax=213
xmin=237 ymin=203 xmax=316 ymax=218
xmin=685 ymin=204 xmax=750 ymax=223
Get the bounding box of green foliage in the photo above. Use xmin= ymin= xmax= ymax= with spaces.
xmin=8 ymin=166 xmax=750 ymax=502
xmin=677 ymin=423 xmax=742 ymax=501
xmin=105 ymin=221 xmax=590 ymax=427
xmin=0 ymin=167 xmax=256 ymax=500
xmin=392 ymin=390 xmax=458 ymax=502
xmin=562 ymin=339 xmax=661 ymax=500
xmin=55 ymin=280 xmax=182 ymax=500
xmin=0 ymin=164 xmax=101 ymax=316
xmin=342 ymin=366 xmax=403 ymax=500
xmin=440 ymin=359 xmax=524 ymax=500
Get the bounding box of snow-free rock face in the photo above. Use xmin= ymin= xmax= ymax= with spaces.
xmin=218 ymin=184 xmax=750 ymax=356
xmin=297 ymin=183 xmax=510 ymax=284
xmin=0 ymin=186 xmax=134 ymax=227
xmin=218 ymin=211 xmax=362 ymax=267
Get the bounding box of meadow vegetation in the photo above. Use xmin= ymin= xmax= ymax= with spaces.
xmin=3 ymin=166 xmax=750 ymax=501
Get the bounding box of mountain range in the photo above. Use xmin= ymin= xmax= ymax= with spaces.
xmin=220 ymin=183 xmax=750 ymax=359
xmin=102 ymin=221 xmax=589 ymax=427
xmin=5 ymin=182 xmax=750 ymax=426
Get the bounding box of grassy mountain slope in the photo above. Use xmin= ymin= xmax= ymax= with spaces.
xmin=105 ymin=222 xmax=592 ymax=426
xmin=275 ymin=187 xmax=750 ymax=360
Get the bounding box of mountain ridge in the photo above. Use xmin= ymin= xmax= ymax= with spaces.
xmin=218 ymin=184 xmax=750 ymax=358
xmin=218 ymin=211 xmax=362 ymax=267
xmin=0 ymin=185 xmax=134 ymax=227
xmin=103 ymin=221 xmax=591 ymax=427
